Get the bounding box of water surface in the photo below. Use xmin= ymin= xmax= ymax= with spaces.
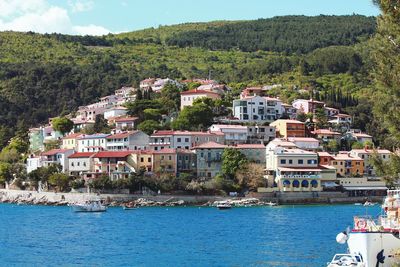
xmin=0 ymin=203 xmax=381 ymax=266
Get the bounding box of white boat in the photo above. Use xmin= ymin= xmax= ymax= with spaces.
xmin=216 ymin=202 xmax=232 ymax=210
xmin=266 ymin=201 xmax=277 ymax=206
xmin=363 ymin=201 xmax=376 ymax=207
xmin=331 ymin=189 xmax=400 ymax=267
xmin=327 ymin=253 xmax=365 ymax=267
xmin=70 ymin=200 xmax=107 ymax=212
xmin=123 ymin=206 xmax=138 ymax=210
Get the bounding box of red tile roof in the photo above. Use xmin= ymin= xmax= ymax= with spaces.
xmin=180 ymin=89 xmax=220 ymax=96
xmin=68 ymin=152 xmax=96 ymax=158
xmin=42 ymin=149 xmax=72 ymax=156
xmin=312 ymin=129 xmax=341 ymax=135
xmin=92 ymin=151 xmax=134 ymax=158
xmin=192 ymin=141 xmax=227 ymax=149
xmin=106 ymin=131 xmax=138 ymax=139
xmin=153 ymin=148 xmax=176 ymax=154
xmin=62 ymin=133 xmax=82 ymax=139
xmin=235 ymin=144 xmax=265 ymax=149
xmin=114 ymin=116 xmax=139 ymax=122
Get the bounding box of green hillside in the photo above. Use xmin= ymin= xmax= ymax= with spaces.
xmin=0 ymin=15 xmax=377 ymax=148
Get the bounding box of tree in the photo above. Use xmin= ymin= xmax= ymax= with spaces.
xmin=171 ymin=103 xmax=214 ymax=130
xmin=370 ymin=150 xmax=400 ymax=187
xmin=143 ymin=108 xmax=162 ymax=121
xmin=297 ymin=112 xmax=307 ymax=122
xmin=48 ymin=173 xmax=70 ymax=192
xmin=159 ymin=83 xmax=181 ymax=113
xmin=314 ymin=107 xmax=328 ymax=129
xmin=371 ymin=1 xmax=400 ymax=143
xmin=326 ymin=139 xmax=340 ymax=153
xmin=235 ymin=163 xmax=266 ymax=191
xmin=0 ymin=162 xmax=12 ymax=184
xmin=352 ymin=141 xmax=365 ymax=149
xmin=52 ymin=117 xmax=73 ymax=135
xmin=93 ymin=114 xmax=110 ymax=133
xmin=221 ymin=148 xmax=248 ymax=179
xmin=137 ymin=120 xmax=160 ymax=135
xmin=89 ymin=175 xmax=113 ymax=191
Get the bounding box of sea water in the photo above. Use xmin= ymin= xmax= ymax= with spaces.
xmin=0 ymin=203 xmax=381 ymax=266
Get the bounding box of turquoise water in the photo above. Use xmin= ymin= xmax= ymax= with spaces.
xmin=0 ymin=204 xmax=381 ymax=266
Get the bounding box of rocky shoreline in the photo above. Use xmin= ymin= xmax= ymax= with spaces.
xmin=0 ymin=190 xmax=270 ymax=207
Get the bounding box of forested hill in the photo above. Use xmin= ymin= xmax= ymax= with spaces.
xmin=117 ymin=15 xmax=376 ymax=53
xmin=0 ymin=15 xmax=377 ymax=148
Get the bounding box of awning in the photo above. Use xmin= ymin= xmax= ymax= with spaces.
xmin=322 ymin=182 xmax=339 ymax=188
xmin=343 ymin=186 xmax=388 ymax=190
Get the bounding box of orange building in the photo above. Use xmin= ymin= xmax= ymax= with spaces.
xmin=331 ymin=153 xmax=364 ymax=177
xmin=270 ymin=119 xmax=305 ymax=138
xmin=318 ymin=152 xmax=335 ymax=165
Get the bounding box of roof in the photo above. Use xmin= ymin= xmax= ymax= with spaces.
xmin=270 ymin=119 xmax=304 ymax=125
xmin=280 ymin=148 xmax=317 ymax=155
xmin=278 ymin=167 xmax=323 ymax=172
xmin=151 ymin=130 xmax=225 ymax=137
xmin=351 ymin=149 xmax=392 ymax=154
xmin=68 ymin=152 xmax=96 ymax=158
xmin=334 ymin=113 xmax=351 ymax=118
xmin=180 ymin=89 xmax=220 ymax=96
xmin=42 ymin=149 xmax=72 ymax=156
xmin=288 ymin=137 xmax=319 ymax=142
xmin=77 ymin=133 xmax=110 ymax=140
xmin=334 ymin=154 xmax=363 ymax=161
xmin=312 ymin=129 xmax=341 ymax=135
xmin=92 ymin=151 xmax=134 ymax=158
xmin=114 ymin=116 xmax=139 ymax=122
xmin=343 ymin=186 xmax=387 ymax=190
xmin=192 ymin=141 xmax=227 ymax=149
xmin=318 ymin=152 xmax=334 ymax=157
xmin=153 ymin=148 xmax=177 ymax=154
xmin=352 ymin=133 xmax=372 ymax=138
xmin=107 ymin=131 xmax=138 ymax=139
xmin=235 ymin=144 xmax=265 ymax=149
xmin=62 ymin=133 xmax=82 ymax=139
xmin=210 ymin=124 xmax=247 ymax=130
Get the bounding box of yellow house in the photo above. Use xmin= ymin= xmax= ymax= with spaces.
xmin=152 ymin=148 xmax=177 ymax=175
xmin=331 ymin=153 xmax=364 ymax=177
xmin=61 ymin=133 xmax=82 ymax=150
xmin=270 ymin=119 xmax=305 ymax=138
xmin=130 ymin=151 xmax=154 ymax=173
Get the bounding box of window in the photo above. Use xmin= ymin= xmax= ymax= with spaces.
xmin=168 ymin=165 xmax=172 ymax=169
xmin=77 ymin=162 xmax=80 ymax=166
xmin=177 ymin=138 xmax=181 ymax=142
xmin=307 ymin=159 xmax=316 ymax=164
xmin=185 ymin=138 xmax=189 ymax=142
xmin=83 ymin=162 xmax=86 ymax=167
xmin=71 ymin=162 xmax=74 ymax=167
xmin=280 ymin=159 xmax=286 ymax=164
xmin=140 ymin=157 xmax=144 ymax=162
xmin=168 ymin=156 xmax=172 ymax=160
xmin=298 ymin=159 xmax=303 ymax=164
xmin=289 ymin=159 xmax=293 ymax=164
xmin=161 ymin=155 xmax=165 ymax=160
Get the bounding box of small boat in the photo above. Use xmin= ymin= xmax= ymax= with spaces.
xmin=327 ymin=253 xmax=365 ymax=267
xmin=123 ymin=206 xmax=138 ymax=210
xmin=70 ymin=200 xmax=107 ymax=212
xmin=354 ymin=203 xmax=362 ymax=206
xmin=363 ymin=201 xmax=376 ymax=207
xmin=266 ymin=201 xmax=277 ymax=206
xmin=216 ymin=202 xmax=232 ymax=210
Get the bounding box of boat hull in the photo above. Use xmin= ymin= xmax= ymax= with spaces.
xmin=71 ymin=205 xmax=107 ymax=212
xmin=348 ymin=232 xmax=400 ymax=267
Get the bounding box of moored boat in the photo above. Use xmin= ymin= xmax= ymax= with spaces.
xmin=330 ymin=189 xmax=400 ymax=267
xmin=327 ymin=253 xmax=365 ymax=267
xmin=70 ymin=200 xmax=107 ymax=212
xmin=123 ymin=205 xmax=138 ymax=210
xmin=216 ymin=202 xmax=232 ymax=210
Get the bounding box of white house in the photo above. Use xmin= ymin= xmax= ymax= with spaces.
xmin=232 ymin=95 xmax=283 ymax=122
xmin=77 ymin=134 xmax=110 ymax=152
xmin=68 ymin=152 xmax=96 ymax=177
xmin=209 ymin=124 xmax=248 ymax=145
xmin=27 ymin=149 xmax=74 ymax=173
xmin=292 ymin=99 xmax=325 ymax=114
xmin=329 ymin=114 xmax=352 ymax=125
xmin=180 ymin=89 xmax=221 ymax=110
xmin=103 ymin=106 xmax=128 ymax=119
xmin=287 ymin=137 xmax=320 ymax=150
xmin=106 ymin=131 xmax=149 ymax=151
xmin=152 ymin=78 xmax=182 ymax=92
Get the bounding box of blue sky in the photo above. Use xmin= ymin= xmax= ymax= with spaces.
xmin=0 ymin=0 xmax=380 ymax=35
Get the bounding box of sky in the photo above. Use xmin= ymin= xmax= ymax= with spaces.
xmin=0 ymin=0 xmax=380 ymax=36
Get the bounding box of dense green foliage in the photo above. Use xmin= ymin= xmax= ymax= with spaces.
xmin=164 ymin=15 xmax=376 ymax=53
xmin=0 ymin=15 xmax=381 ymax=149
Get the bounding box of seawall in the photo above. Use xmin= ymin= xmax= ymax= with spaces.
xmin=0 ymin=189 xmax=384 ymax=206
